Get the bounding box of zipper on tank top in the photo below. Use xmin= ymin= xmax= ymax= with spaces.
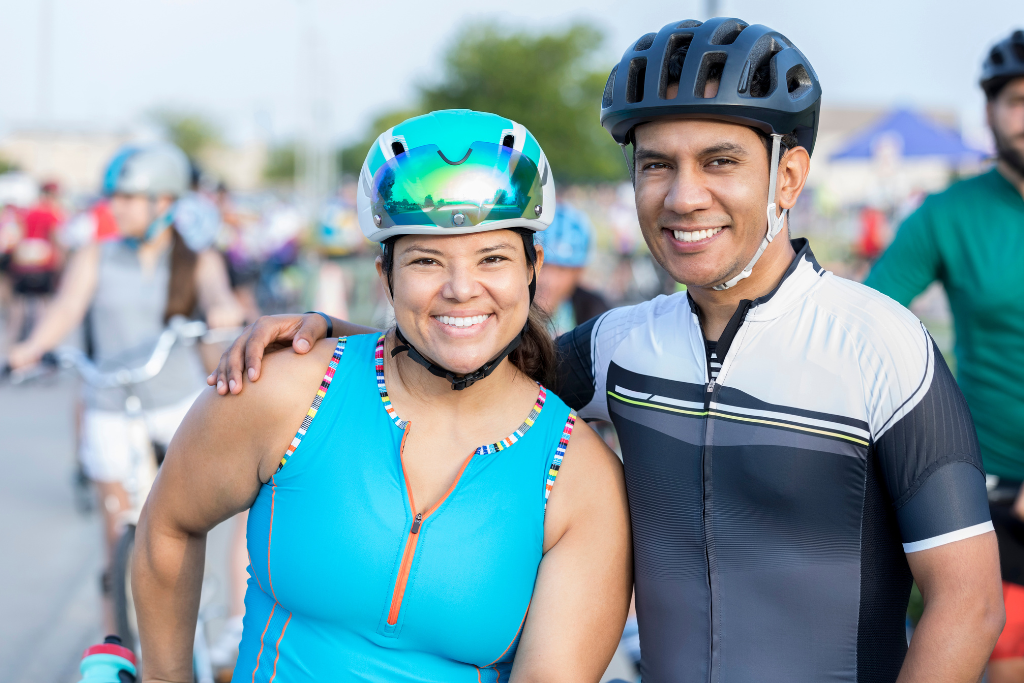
xmin=386 ymin=423 xmax=474 ymax=626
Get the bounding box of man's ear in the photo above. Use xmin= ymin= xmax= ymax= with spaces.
xmin=776 ymin=146 xmax=811 ymax=212
xmin=374 ymin=255 xmax=394 ymax=306
xmin=985 ymin=100 xmax=996 ymax=131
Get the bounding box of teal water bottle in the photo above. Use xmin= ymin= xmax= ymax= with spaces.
xmin=78 ymin=635 xmax=137 ymax=683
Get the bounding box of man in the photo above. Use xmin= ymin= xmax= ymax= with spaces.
xmin=865 ymin=29 xmax=1024 ymax=683
xmin=534 ymin=201 xmax=610 ymax=335
xmin=210 ymin=18 xmax=1003 ymax=682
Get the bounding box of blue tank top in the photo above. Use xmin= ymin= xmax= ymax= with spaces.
xmin=232 ymin=333 xmax=577 ymax=683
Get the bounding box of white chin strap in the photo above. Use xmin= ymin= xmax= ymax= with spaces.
xmin=713 ymin=134 xmax=788 ymax=291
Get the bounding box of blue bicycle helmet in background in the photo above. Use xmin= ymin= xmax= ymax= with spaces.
xmin=535 ymin=204 xmax=592 ymax=269
xmin=101 ymin=146 xmax=139 ymax=197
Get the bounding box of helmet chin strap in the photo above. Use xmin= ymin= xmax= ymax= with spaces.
xmin=713 ymin=134 xmax=788 ymax=291
xmin=391 ymin=324 xmax=525 ymax=391
xmin=123 ymin=198 xmax=177 ymax=250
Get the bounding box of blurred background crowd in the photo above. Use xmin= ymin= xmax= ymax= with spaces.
xmin=0 ymin=0 xmax=1020 ymax=681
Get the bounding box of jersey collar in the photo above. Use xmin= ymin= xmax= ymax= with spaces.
xmin=744 ymin=238 xmax=825 ymax=322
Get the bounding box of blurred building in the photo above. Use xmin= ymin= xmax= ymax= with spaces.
xmin=808 ymin=106 xmax=986 ymax=209
xmin=0 ymin=128 xmax=268 ymax=195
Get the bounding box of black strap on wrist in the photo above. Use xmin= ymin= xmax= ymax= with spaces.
xmin=305 ymin=311 xmax=334 ymax=338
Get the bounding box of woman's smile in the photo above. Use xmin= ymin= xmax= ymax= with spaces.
xmin=432 ymin=313 xmax=492 ymax=330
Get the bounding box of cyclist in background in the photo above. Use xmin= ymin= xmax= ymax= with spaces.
xmin=7 ymin=180 xmax=64 ymax=342
xmin=534 ymin=202 xmax=610 ymax=336
xmin=6 ymin=143 xmax=243 ymax=632
xmin=865 ymin=29 xmax=1024 ymax=683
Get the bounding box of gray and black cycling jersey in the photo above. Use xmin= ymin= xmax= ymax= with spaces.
xmin=554 ymin=240 xmax=991 ymax=683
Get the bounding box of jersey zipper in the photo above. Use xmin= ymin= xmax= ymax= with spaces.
xmin=386 ymin=423 xmax=474 ymax=627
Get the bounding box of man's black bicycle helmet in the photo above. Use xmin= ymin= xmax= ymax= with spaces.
xmin=981 ymin=29 xmax=1024 ymax=99
xmin=600 ymin=17 xmax=822 ymax=156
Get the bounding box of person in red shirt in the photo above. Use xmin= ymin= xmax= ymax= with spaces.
xmin=8 ymin=181 xmax=64 ymax=342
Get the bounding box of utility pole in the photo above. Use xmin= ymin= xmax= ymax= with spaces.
xmin=37 ymin=0 xmax=53 ymax=122
xmin=295 ymin=0 xmax=334 ymax=212
xmin=705 ymin=0 xmax=720 ymax=19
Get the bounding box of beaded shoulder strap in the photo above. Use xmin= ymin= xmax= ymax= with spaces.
xmin=277 ymin=337 xmax=347 ymax=471
xmin=544 ymin=410 xmax=577 ymax=513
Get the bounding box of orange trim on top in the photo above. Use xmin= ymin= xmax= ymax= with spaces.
xmin=251 ymin=602 xmax=276 ymax=683
xmin=269 ymin=612 xmax=292 ymax=683
xmin=386 ymin=424 xmax=477 ymax=625
xmin=484 ymin=601 xmax=530 ymax=667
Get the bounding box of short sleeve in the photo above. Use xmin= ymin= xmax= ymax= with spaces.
xmin=870 ymin=328 xmax=992 ymax=553
xmin=864 ymin=199 xmax=943 ymax=307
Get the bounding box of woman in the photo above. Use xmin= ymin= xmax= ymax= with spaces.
xmin=7 ymin=143 xmax=243 ymax=631
xmin=133 ymin=110 xmax=631 ymax=682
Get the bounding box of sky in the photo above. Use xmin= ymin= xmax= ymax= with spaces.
xmin=0 ymin=0 xmax=1021 ymax=147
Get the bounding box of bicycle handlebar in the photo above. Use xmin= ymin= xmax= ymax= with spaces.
xmin=5 ymin=316 xmax=242 ymax=389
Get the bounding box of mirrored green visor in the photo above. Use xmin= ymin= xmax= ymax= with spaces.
xmin=370 ymin=142 xmax=545 ymax=231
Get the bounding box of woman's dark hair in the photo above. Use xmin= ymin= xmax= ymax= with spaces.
xmin=163 ymin=227 xmax=199 ymax=323
xmin=380 ymin=228 xmax=556 ymax=387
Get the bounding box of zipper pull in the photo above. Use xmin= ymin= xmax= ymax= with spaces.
xmin=410 ymin=513 xmax=423 ymax=534
xmin=707 ymin=380 xmax=715 ymax=393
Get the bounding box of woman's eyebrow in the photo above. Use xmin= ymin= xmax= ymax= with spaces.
xmin=403 ymin=246 xmax=445 ymax=257
xmin=478 ymin=243 xmax=516 ymax=254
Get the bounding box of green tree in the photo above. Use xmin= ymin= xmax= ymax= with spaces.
xmin=264 ymin=144 xmax=297 ymax=184
xmin=419 ymin=22 xmax=624 ymax=184
xmin=150 ymin=110 xmax=222 ymax=159
xmin=338 ymin=108 xmax=426 ymax=177
xmin=336 ymin=22 xmax=626 ymax=184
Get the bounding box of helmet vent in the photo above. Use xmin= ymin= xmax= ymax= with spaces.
xmin=391 ymin=141 xmax=406 ymax=157
xmin=634 ymin=33 xmax=656 ymax=52
xmin=1014 ymin=40 xmax=1024 ymax=63
xmin=710 ymin=19 xmax=748 ymax=46
xmin=502 ymin=135 xmax=515 ymax=148
xmin=602 ymin=64 xmax=617 ymax=108
xmin=660 ymin=32 xmax=694 ymax=99
xmin=990 ymin=47 xmax=1005 ymax=66
xmin=786 ymin=64 xmax=812 ymax=99
xmin=745 ymin=35 xmax=784 ymax=97
xmin=626 ymin=57 xmax=648 ymax=104
xmin=694 ymin=52 xmax=727 ymax=99
xmin=676 ymin=20 xmax=703 ymax=29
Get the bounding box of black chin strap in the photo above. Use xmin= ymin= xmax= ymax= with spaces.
xmin=391 ymin=323 xmax=525 ymax=391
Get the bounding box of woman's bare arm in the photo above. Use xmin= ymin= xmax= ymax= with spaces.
xmin=133 ymin=340 xmax=338 ymax=682
xmin=510 ymin=421 xmax=632 ymax=683
xmin=8 ymin=244 xmax=99 ymax=368
xmin=194 ymin=248 xmax=245 ymax=329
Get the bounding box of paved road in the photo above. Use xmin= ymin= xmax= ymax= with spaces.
xmin=0 ymin=372 xmax=236 ymax=683
xmin=0 ymin=365 xmax=636 ymax=683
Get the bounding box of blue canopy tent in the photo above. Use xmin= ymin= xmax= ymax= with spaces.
xmin=831 ymin=109 xmax=986 ymax=162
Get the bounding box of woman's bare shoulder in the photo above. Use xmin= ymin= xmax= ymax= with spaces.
xmin=543 ymin=418 xmax=628 ymax=551
xmin=184 ymin=339 xmax=340 ymax=477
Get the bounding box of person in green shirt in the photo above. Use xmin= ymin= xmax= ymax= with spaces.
xmin=865 ymin=29 xmax=1024 ymax=683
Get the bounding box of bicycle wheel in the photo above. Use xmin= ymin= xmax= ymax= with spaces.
xmin=111 ymin=524 xmax=139 ymax=654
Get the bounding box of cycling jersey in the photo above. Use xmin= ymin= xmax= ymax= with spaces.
xmin=555 ymin=239 xmax=991 ymax=683
xmin=865 ymin=168 xmax=1024 ymax=481
xmin=234 ymin=333 xmax=577 ymax=683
